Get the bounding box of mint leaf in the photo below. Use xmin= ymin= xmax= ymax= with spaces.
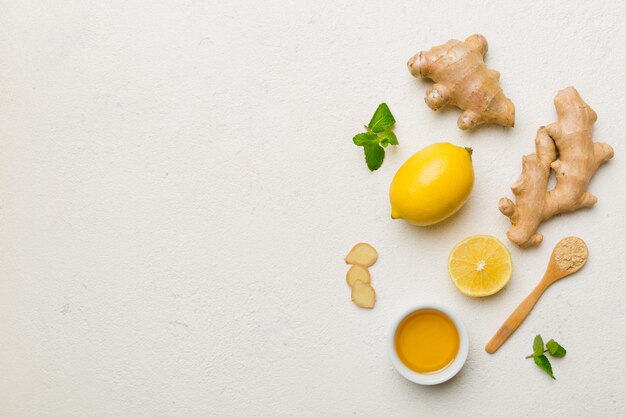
xmin=533 ymin=335 xmax=544 ymax=357
xmin=379 ymin=130 xmax=398 ymax=146
xmin=546 ymin=339 xmax=567 ymax=358
xmin=533 ymin=355 xmax=555 ymax=379
xmin=352 ymin=103 xmax=397 ymax=171
xmin=353 ymin=132 xmax=379 ymax=146
xmin=364 ymin=144 xmax=385 ymax=171
xmin=368 ymin=103 xmax=395 ymax=133
xmin=527 ymin=335 xmax=566 ymax=379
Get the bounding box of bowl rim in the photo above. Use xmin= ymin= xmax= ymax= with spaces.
xmin=388 ymin=304 xmax=469 ymax=385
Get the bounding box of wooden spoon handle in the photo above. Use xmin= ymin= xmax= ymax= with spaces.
xmin=485 ymin=283 xmax=547 ymax=353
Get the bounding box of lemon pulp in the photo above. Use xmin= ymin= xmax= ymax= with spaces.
xmin=448 ymin=235 xmax=513 ymax=297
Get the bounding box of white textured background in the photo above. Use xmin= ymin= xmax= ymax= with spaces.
xmin=1 ymin=1 xmax=625 ymax=417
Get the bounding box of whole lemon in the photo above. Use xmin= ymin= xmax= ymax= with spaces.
xmin=390 ymin=142 xmax=474 ymax=226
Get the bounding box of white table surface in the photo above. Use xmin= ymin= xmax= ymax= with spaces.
xmin=2 ymin=1 xmax=625 ymax=416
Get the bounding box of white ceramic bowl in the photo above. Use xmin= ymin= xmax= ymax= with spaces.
xmin=388 ymin=304 xmax=469 ymax=385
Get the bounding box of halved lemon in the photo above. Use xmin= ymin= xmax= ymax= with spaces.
xmin=448 ymin=235 xmax=513 ymax=297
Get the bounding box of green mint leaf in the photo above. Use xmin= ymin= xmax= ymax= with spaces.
xmin=353 ymin=132 xmax=379 ymax=146
xmin=546 ymin=339 xmax=567 ymax=358
xmin=533 ymin=354 xmax=555 ymax=379
xmin=379 ymin=130 xmax=398 ymax=146
xmin=368 ymin=103 xmax=395 ymax=133
xmin=533 ymin=335 xmax=545 ymax=357
xmin=364 ymin=144 xmax=385 ymax=171
xmin=353 ymin=103 xmax=397 ymax=171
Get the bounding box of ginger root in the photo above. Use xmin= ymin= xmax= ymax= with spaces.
xmin=500 ymin=87 xmax=614 ymax=248
xmin=407 ymin=34 xmax=515 ymax=130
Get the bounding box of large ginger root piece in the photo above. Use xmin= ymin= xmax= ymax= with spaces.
xmin=500 ymin=87 xmax=614 ymax=247
xmin=407 ymin=34 xmax=515 ymax=130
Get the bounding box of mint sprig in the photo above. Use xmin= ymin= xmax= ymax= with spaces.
xmin=526 ymin=334 xmax=567 ymax=379
xmin=352 ymin=103 xmax=398 ymax=171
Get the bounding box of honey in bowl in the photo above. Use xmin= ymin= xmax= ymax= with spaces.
xmin=394 ymin=309 xmax=460 ymax=373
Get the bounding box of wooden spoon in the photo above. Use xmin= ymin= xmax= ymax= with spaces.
xmin=485 ymin=237 xmax=588 ymax=354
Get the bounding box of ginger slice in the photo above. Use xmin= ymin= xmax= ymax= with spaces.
xmin=499 ymin=87 xmax=614 ymax=247
xmin=346 ymin=264 xmax=371 ymax=287
xmin=345 ymin=243 xmax=378 ymax=267
xmin=351 ymin=280 xmax=376 ymax=309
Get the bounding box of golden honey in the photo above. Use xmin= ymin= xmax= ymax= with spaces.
xmin=394 ymin=309 xmax=460 ymax=373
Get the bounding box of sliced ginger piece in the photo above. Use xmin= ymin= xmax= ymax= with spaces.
xmin=351 ymin=280 xmax=376 ymax=309
xmin=346 ymin=264 xmax=371 ymax=287
xmin=345 ymin=242 xmax=378 ymax=267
